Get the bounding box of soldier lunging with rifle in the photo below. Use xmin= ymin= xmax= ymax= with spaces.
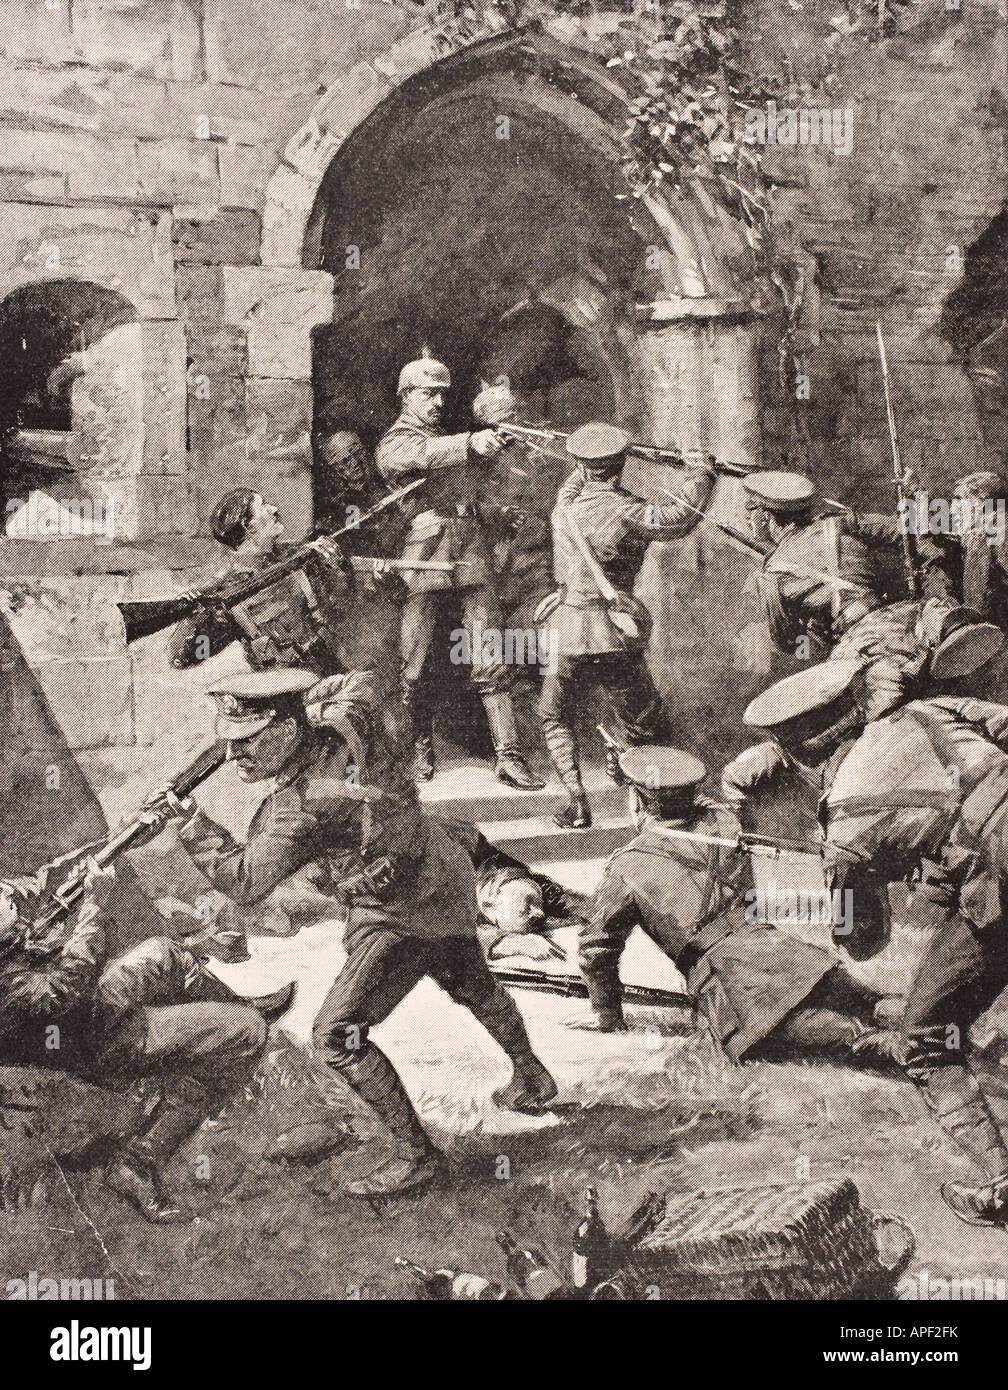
xmin=119 ymin=480 xmax=434 ymax=676
xmin=534 ymin=423 xmax=715 ymax=829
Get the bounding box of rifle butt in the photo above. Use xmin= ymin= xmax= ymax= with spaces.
xmin=118 ymin=596 xmax=194 ymax=645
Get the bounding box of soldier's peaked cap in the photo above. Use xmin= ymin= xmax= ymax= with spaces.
xmin=397 ymin=352 xmax=451 ymax=394
xmin=743 ymin=470 xmax=817 ymax=512
xmin=743 ymin=659 xmax=863 ymax=732
xmin=566 ymin=423 xmax=631 ymax=462
xmin=618 ymin=745 xmax=707 ymax=793
xmin=206 ymin=668 xmax=317 ymax=740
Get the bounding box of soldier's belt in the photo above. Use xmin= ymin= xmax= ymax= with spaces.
xmin=335 ymin=856 xmax=396 ymax=901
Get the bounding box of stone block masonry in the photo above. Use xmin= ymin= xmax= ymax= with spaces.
xmin=0 ymin=0 xmax=1003 ymax=822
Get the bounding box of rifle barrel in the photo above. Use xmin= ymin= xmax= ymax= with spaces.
xmin=875 ymin=321 xmax=920 ymax=598
xmin=32 ymin=742 xmax=227 ymax=934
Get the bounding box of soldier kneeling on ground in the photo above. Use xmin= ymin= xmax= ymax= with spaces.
xmin=0 ymin=861 xmax=291 ymax=1223
xmin=574 ymin=746 xmax=902 ymax=1068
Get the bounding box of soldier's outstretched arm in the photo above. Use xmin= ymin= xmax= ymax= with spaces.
xmin=721 ymin=742 xmax=790 ymax=811
xmin=625 ymin=464 xmax=716 ymax=540
xmin=175 ymin=801 xmax=341 ymax=907
xmin=375 ymin=428 xmax=471 ymax=480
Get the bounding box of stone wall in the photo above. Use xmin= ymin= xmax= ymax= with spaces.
xmin=0 ymin=0 xmax=1005 ymax=826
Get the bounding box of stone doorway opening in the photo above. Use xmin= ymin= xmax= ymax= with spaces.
xmin=296 ymin=29 xmax=765 ymax=764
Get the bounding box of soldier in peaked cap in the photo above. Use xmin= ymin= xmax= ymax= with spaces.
xmin=375 ymin=353 xmax=544 ymax=790
xmin=575 ymin=745 xmax=898 ymax=1065
xmin=724 ymin=645 xmax=1008 ymax=1226
xmin=743 ymin=468 xmax=930 ymax=658
xmin=535 ymin=423 xmax=715 ymax=830
xmin=153 ymin=666 xmax=557 ymax=1198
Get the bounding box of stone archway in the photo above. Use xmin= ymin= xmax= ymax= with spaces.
xmin=257 ymin=22 xmax=774 ymax=770
xmin=259 ymin=25 xmax=763 ymax=455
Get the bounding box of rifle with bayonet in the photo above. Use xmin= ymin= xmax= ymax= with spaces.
xmin=22 ymin=740 xmax=228 ymax=955
xmin=651 ymin=486 xmax=869 ymax=597
xmin=646 ymin=821 xmax=863 ymax=865
xmin=488 ymin=961 xmax=695 ymax=1011
xmin=875 ymin=321 xmax=921 ymax=599
xmin=494 ymin=420 xmax=752 ymax=478
xmin=117 ymin=478 xmax=439 ymax=646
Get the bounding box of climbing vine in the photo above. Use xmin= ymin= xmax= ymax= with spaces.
xmin=417 ymin=0 xmax=804 ymax=388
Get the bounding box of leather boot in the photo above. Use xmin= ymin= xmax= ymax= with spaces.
xmin=470 ymin=985 xmax=559 ymax=1113
xmin=402 ymin=677 xmax=435 ymax=782
xmin=334 ymin=1044 xmax=441 ymax=1197
xmin=481 ymin=692 xmax=545 ymax=790
xmin=412 ymin=734 xmax=435 ymax=783
xmin=105 ymin=1147 xmax=186 ymax=1225
xmin=553 ymin=789 xmax=591 ymax=830
xmin=941 ymin=1173 xmax=1008 ymax=1227
xmin=105 ymin=1078 xmax=211 ymax=1224
xmin=185 ymin=966 xmax=296 ymax=1024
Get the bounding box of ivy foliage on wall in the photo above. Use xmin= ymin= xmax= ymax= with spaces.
xmin=414 ymin=0 xmax=805 ymax=386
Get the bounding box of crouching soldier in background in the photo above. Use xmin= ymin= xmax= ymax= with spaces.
xmin=155 ymin=667 xmax=558 ymax=1198
xmin=0 ymin=861 xmax=278 ymax=1223
xmin=730 ymin=649 xmax=1008 ymax=1227
xmin=575 ymin=747 xmax=900 ymax=1066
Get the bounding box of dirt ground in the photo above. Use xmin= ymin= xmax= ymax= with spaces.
xmin=4 ymin=976 xmax=1008 ymax=1300
xmin=5 ymin=757 xmax=1008 ymax=1300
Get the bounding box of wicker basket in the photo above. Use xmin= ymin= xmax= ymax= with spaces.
xmin=621 ymin=1179 xmax=914 ymax=1300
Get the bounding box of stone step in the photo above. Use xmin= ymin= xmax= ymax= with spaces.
xmin=481 ymin=815 xmax=636 ymax=863
xmin=419 ymin=757 xmax=627 ymax=828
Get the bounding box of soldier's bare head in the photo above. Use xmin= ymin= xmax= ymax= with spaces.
xmin=319 ymin=430 xmax=367 ymax=484
xmin=210 ymin=488 xmax=285 ymax=556
xmin=481 ymin=874 xmax=546 ymax=936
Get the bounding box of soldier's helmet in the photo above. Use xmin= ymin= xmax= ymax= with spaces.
xmin=397 ymin=352 xmax=452 ymax=395
xmin=743 ymin=658 xmax=864 ymax=754
xmin=206 ymin=668 xmax=317 ymax=741
xmin=473 ymin=379 xmax=516 ymax=425
xmin=566 ymin=423 xmax=631 ymax=477
xmin=742 ymin=470 xmax=817 ymax=516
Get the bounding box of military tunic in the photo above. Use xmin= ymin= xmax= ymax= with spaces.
xmin=0 ymin=897 xmax=265 ymax=1087
xmin=537 ymin=466 xmax=713 ymax=790
xmin=579 ymin=809 xmax=852 ymax=1062
xmin=753 ymin=512 xmax=905 ymax=656
xmin=375 ymin=407 xmax=515 ymax=700
xmin=173 ymin=734 xmax=507 ymax=1052
xmin=166 ymin=541 xmax=351 ymax=674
